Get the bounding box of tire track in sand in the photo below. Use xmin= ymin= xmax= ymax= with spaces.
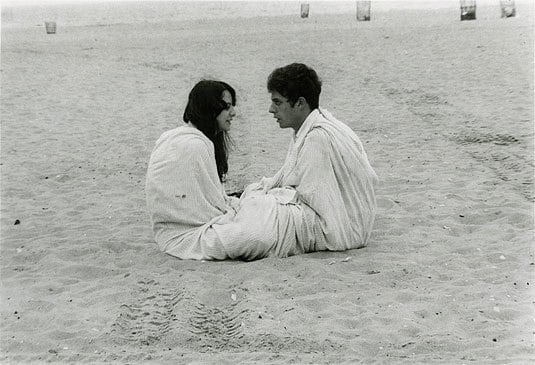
xmin=382 ymin=87 xmax=533 ymax=201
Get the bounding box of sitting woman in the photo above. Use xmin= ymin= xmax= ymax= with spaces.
xmin=145 ymin=80 xmax=240 ymax=260
xmin=146 ymin=80 xmax=311 ymax=261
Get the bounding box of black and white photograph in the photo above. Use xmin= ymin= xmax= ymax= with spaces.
xmin=1 ymin=0 xmax=533 ymax=363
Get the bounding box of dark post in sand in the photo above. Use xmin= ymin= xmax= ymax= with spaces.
xmin=500 ymin=0 xmax=516 ymax=18
xmin=45 ymin=21 xmax=57 ymax=34
xmin=300 ymin=3 xmax=310 ymax=18
xmin=460 ymin=0 xmax=477 ymax=21
xmin=356 ymin=1 xmax=371 ymax=21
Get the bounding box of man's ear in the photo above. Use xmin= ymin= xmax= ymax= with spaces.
xmin=296 ymin=97 xmax=307 ymax=109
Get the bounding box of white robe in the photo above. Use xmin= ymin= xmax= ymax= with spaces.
xmin=221 ymin=108 xmax=378 ymax=254
xmin=145 ymin=125 xmax=236 ymax=260
xmin=146 ymin=109 xmax=378 ymax=261
xmin=146 ymin=125 xmax=296 ymax=260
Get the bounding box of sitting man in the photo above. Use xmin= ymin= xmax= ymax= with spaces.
xmin=212 ymin=63 xmax=378 ymax=259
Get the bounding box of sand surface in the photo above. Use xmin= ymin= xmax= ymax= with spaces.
xmin=1 ymin=2 xmax=534 ymax=363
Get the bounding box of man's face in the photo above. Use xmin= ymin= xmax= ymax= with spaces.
xmin=268 ymin=91 xmax=302 ymax=131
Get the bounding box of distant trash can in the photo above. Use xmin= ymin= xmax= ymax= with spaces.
xmin=300 ymin=3 xmax=309 ymax=18
xmin=460 ymin=0 xmax=476 ymax=21
xmin=356 ymin=1 xmax=371 ymax=21
xmin=45 ymin=21 xmax=56 ymax=34
xmin=500 ymin=0 xmax=516 ymax=18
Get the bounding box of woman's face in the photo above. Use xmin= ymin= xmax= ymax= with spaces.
xmin=216 ymin=90 xmax=236 ymax=133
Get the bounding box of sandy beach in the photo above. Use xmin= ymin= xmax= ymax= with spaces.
xmin=1 ymin=1 xmax=534 ymax=363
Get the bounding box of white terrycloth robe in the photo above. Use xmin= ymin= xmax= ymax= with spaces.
xmin=224 ymin=108 xmax=378 ymax=254
xmin=146 ymin=108 xmax=378 ymax=261
xmin=145 ymin=126 xmax=238 ymax=260
xmin=146 ymin=125 xmax=307 ymax=261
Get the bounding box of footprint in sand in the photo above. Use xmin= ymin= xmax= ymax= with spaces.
xmin=109 ymin=279 xmax=183 ymax=346
xmin=107 ymin=280 xmax=248 ymax=350
xmin=107 ymin=279 xmax=343 ymax=355
xmin=186 ymin=298 xmax=247 ymax=350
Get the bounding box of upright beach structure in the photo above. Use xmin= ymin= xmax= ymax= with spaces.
xmin=356 ymin=1 xmax=371 ymax=21
xmin=500 ymin=0 xmax=516 ymax=17
xmin=460 ymin=0 xmax=477 ymax=20
xmin=45 ymin=21 xmax=57 ymax=34
xmin=300 ymin=3 xmax=310 ymax=18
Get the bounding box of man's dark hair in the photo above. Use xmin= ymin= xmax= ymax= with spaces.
xmin=183 ymin=80 xmax=235 ymax=181
xmin=267 ymin=63 xmax=322 ymax=109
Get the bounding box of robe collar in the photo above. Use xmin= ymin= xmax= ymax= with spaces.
xmin=293 ymin=108 xmax=320 ymax=142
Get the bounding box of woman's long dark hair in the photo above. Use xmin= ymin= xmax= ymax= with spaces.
xmin=183 ymin=80 xmax=236 ymax=182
